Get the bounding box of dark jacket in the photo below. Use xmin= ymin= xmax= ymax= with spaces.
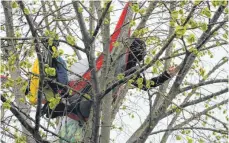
xmin=125 ymin=48 xmax=171 ymax=91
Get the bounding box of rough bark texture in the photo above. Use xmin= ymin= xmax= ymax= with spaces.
xmin=1 ymin=1 xmax=36 ymax=143
xmin=100 ymin=2 xmax=112 ymax=143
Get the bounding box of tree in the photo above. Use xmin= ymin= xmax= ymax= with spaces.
xmin=0 ymin=1 xmax=228 ymax=143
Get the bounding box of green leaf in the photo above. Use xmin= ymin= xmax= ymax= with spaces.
xmin=1 ymin=25 xmax=5 ymax=31
xmin=117 ymin=73 xmax=125 ymax=80
xmin=48 ymin=96 xmax=61 ymax=109
xmin=179 ymin=9 xmax=184 ymax=15
xmin=137 ymin=78 xmax=143 ymax=89
xmin=176 ymin=135 xmax=182 ymax=140
xmin=220 ymin=0 xmax=228 ymax=6
xmin=84 ymin=94 xmax=91 ymax=100
xmin=199 ymin=68 xmax=205 ymax=77
xmin=151 ymin=49 xmax=157 ymax=55
xmin=151 ymin=81 xmax=155 ymax=86
xmin=131 ymin=4 xmax=140 ymax=13
xmin=128 ymin=79 xmax=134 ymax=87
xmin=146 ymin=80 xmax=151 ymax=89
xmin=170 ymin=20 xmax=176 ymax=27
xmin=155 ymin=60 xmax=162 ymax=67
xmin=186 ymin=130 xmax=191 ymax=134
xmin=152 ymin=67 xmax=158 ymax=73
xmin=180 ymin=0 xmax=188 ymax=7
xmin=180 ymin=16 xmax=186 ymax=25
xmin=11 ymin=1 xmax=18 ymax=8
xmin=223 ymin=33 xmax=228 ymax=40
xmin=23 ymin=8 xmax=30 ymax=15
xmin=201 ymin=7 xmax=211 ymax=18
xmin=171 ymin=10 xmax=179 ymax=19
xmin=48 ymin=38 xmax=54 ymax=46
xmin=175 ymin=108 xmax=181 ymax=113
xmin=189 ymin=47 xmax=198 ymax=55
xmin=145 ymin=56 xmax=151 ymax=64
xmin=44 ymin=30 xmax=50 ymax=36
xmin=15 ymin=31 xmax=21 ymax=37
xmin=130 ymin=20 xmax=136 ymax=27
xmin=194 ymin=0 xmax=202 ymax=5
xmin=51 ymin=46 xmax=57 ymax=52
xmin=58 ymin=49 xmax=64 ymax=55
xmin=104 ymin=18 xmax=110 ymax=25
xmin=78 ymin=7 xmax=83 ymax=13
xmin=187 ymin=34 xmax=196 ymax=44
xmin=19 ymin=98 xmax=25 ymax=103
xmin=188 ymin=18 xmax=198 ymax=28
xmin=187 ymin=137 xmax=193 ymax=143
xmin=69 ymin=90 xmax=73 ymax=95
xmin=45 ymin=67 xmax=56 ymax=76
xmin=3 ymin=102 xmax=11 ymax=109
xmin=52 ymin=48 xmax=59 ymax=58
xmin=175 ymin=25 xmax=187 ymax=37
xmin=66 ymin=35 xmax=76 ymax=46
xmin=113 ymin=41 xmax=120 ymax=48
xmin=139 ymin=9 xmax=146 ymax=14
xmin=16 ymin=135 xmax=26 ymax=143
xmin=225 ymin=8 xmax=229 ymax=14
xmin=200 ymin=22 xmax=208 ymax=31
xmin=216 ymin=135 xmax=221 ymax=140
xmin=212 ymin=1 xmax=220 ymax=7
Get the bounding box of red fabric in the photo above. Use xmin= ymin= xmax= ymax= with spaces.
xmin=0 ymin=75 xmax=7 ymax=79
xmin=67 ymin=113 xmax=88 ymax=121
xmin=69 ymin=3 xmax=130 ymax=94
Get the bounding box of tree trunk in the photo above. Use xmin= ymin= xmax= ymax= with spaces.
xmin=1 ymin=1 xmax=36 ymax=143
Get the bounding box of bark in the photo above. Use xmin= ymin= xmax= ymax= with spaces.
xmin=72 ymin=1 xmax=91 ymax=47
xmin=18 ymin=1 xmax=46 ymax=132
xmin=134 ymin=1 xmax=158 ymax=34
xmin=73 ymin=1 xmax=112 ymax=142
xmin=158 ymin=3 xmax=176 ymax=142
xmin=2 ymin=1 xmax=36 ymax=143
xmin=99 ymin=2 xmax=112 ymax=143
xmin=83 ymin=2 xmax=96 ymax=142
xmin=111 ymin=85 xmax=129 ymax=122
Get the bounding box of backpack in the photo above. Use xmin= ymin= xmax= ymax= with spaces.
xmin=28 ymin=56 xmax=68 ymax=104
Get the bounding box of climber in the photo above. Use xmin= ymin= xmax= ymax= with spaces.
xmin=115 ymin=38 xmax=179 ymax=91
xmin=26 ymin=39 xmax=68 ymax=104
xmin=42 ymin=38 xmax=179 ymax=120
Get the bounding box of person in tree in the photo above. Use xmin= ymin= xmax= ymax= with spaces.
xmin=48 ymin=38 xmax=179 ymax=143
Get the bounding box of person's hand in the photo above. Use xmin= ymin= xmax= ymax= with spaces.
xmin=167 ymin=65 xmax=180 ymax=77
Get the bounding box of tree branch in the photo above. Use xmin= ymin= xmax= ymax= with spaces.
xmin=18 ymin=1 xmax=45 ymax=132
xmin=72 ymin=1 xmax=91 ymax=47
xmin=150 ymin=127 xmax=228 ymax=135
xmin=163 ymin=88 xmax=228 ymax=118
xmin=91 ymin=1 xmax=112 ymax=44
xmin=179 ymin=79 xmax=228 ymax=93
xmin=1 ymin=96 xmax=48 ymax=143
